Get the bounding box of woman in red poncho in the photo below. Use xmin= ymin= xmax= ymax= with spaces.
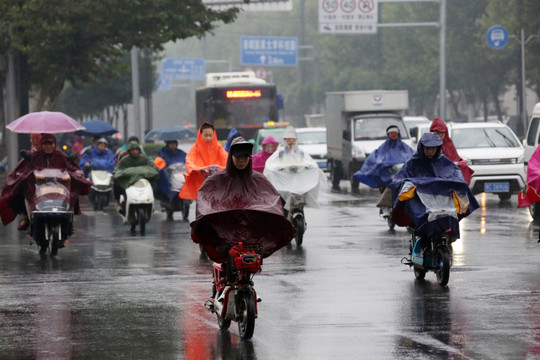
xmin=430 ymin=117 xmax=474 ymax=185
xmin=179 ymin=122 xmax=228 ymax=200
xmin=0 ymin=134 xmax=91 ymax=229
xmin=190 ymin=137 xmax=294 ymax=263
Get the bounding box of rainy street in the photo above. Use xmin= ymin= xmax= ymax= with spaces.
xmin=0 ymin=183 xmax=539 ymax=360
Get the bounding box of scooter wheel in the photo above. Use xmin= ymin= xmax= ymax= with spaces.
xmin=237 ymin=292 xmax=255 ymax=340
xmin=436 ymin=247 xmax=450 ymax=287
xmin=413 ymin=266 xmax=426 ymax=280
xmin=293 ymin=216 xmax=304 ymax=246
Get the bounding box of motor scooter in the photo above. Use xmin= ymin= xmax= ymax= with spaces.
xmin=118 ymin=179 xmax=154 ymax=235
xmin=205 ymin=242 xmax=262 ymax=340
xmin=28 ymin=168 xmax=74 ymax=256
xmin=402 ymin=229 xmax=453 ymax=287
xmin=88 ymin=169 xmax=113 ymax=211
xmin=287 ymin=192 xmax=306 ymax=246
xmin=161 ymin=162 xmax=190 ymax=221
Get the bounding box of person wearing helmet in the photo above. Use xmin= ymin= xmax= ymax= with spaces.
xmin=79 ymin=137 xmax=115 ymax=178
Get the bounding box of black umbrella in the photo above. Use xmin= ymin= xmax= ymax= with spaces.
xmin=144 ymin=125 xmax=196 ymax=142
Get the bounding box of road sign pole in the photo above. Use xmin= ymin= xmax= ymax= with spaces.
xmin=439 ymin=0 xmax=446 ymax=121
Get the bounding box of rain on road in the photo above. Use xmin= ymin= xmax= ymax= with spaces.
xmin=0 ymin=184 xmax=538 ymax=359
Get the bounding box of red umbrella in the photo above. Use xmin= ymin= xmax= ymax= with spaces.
xmin=6 ymin=111 xmax=85 ymax=134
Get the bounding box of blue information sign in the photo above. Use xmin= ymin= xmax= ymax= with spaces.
xmin=486 ymin=26 xmax=509 ymax=49
xmin=161 ymin=58 xmax=206 ymax=81
xmin=241 ymin=36 xmax=298 ymax=67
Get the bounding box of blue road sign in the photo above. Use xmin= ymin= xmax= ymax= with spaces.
xmin=241 ymin=36 xmax=298 ymax=67
xmin=487 ymin=26 xmax=509 ymax=49
xmin=161 ymin=58 xmax=206 ymax=81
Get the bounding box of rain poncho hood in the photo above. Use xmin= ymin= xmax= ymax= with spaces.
xmin=191 ymin=137 xmax=294 ymax=263
xmin=179 ymin=122 xmax=228 ymax=200
xmin=252 ymin=135 xmax=279 ymax=173
xmin=113 ymin=151 xmax=158 ymax=190
xmin=154 ymin=145 xmax=188 ymax=201
xmin=79 ymin=146 xmax=115 ymax=173
xmin=519 ymin=145 xmax=540 ymax=207
xmin=353 ymin=131 xmax=414 ymax=188
xmin=0 ymin=134 xmax=91 ymax=225
xmin=264 ymin=128 xmax=327 ymax=210
xmin=388 ymin=133 xmax=478 ymax=240
xmin=430 ymin=117 xmax=474 ymax=184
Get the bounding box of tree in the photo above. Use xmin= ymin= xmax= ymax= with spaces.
xmin=0 ymin=0 xmax=239 ymax=111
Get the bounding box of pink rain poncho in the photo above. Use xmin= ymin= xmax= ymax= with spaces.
xmin=252 ymin=136 xmax=279 ymax=173
xmin=518 ymin=145 xmax=540 ymax=207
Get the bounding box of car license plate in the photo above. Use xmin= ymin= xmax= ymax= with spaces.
xmin=484 ymin=182 xmax=509 ymax=192
xmin=317 ymin=160 xmax=327 ymax=169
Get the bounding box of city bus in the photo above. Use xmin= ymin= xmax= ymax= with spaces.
xmin=195 ymin=72 xmax=280 ymax=140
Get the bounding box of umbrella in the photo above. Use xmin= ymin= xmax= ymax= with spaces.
xmin=75 ymin=119 xmax=118 ymax=137
xmin=144 ymin=125 xmax=196 ymax=142
xmin=6 ymin=111 xmax=85 ymax=134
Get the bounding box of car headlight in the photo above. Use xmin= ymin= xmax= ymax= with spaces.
xmin=352 ymin=145 xmax=365 ymax=159
xmin=517 ymin=155 xmax=524 ymax=164
xmin=461 ymin=157 xmax=472 ymax=166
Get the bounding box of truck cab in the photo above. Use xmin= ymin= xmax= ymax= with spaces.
xmin=523 ymin=102 xmax=540 ymax=164
xmin=325 ymin=90 xmax=412 ymax=193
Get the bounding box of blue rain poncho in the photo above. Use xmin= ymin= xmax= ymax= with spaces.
xmin=388 ymin=133 xmax=478 ymax=240
xmin=353 ymin=131 xmax=414 ymax=188
xmin=155 ymin=144 xmax=187 ymax=201
xmin=79 ymin=146 xmax=115 ymax=173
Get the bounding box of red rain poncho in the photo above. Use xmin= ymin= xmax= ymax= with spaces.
xmin=0 ymin=134 xmax=91 ymax=225
xmin=190 ymin=137 xmax=294 ymax=263
xmin=179 ymin=122 xmax=228 ymax=200
xmin=430 ymin=117 xmax=474 ymax=185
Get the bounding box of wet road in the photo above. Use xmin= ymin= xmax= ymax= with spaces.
xmin=0 ymin=183 xmax=539 ymax=359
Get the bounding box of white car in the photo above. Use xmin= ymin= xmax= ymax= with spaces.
xmin=403 ymin=116 xmax=431 ymax=137
xmin=296 ymin=127 xmax=328 ymax=171
xmin=448 ymin=122 xmax=525 ymax=200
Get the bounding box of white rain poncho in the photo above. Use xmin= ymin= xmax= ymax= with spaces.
xmin=263 ymin=127 xmax=327 ymax=210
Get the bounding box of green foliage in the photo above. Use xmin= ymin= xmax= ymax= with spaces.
xmin=0 ymin=0 xmax=239 ymax=110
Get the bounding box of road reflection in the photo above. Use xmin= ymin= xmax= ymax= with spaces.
xmin=395 ymin=280 xmax=469 ymax=359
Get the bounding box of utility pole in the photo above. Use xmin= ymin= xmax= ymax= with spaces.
xmin=131 ymin=47 xmax=141 ymax=140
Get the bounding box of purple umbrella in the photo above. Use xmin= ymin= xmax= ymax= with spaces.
xmin=6 ymin=111 xmax=85 ymax=134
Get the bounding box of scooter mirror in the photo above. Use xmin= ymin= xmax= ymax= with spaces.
xmin=68 ymin=152 xmax=78 ymax=163
xmin=20 ymin=150 xmax=31 ymax=160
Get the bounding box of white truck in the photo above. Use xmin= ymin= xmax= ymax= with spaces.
xmin=325 ymin=90 xmax=412 ymax=192
xmin=523 ymin=102 xmax=540 ymax=164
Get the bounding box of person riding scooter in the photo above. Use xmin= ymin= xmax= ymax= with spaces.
xmin=154 ymin=139 xmax=189 ymax=221
xmin=191 ymin=136 xmax=294 ymax=263
xmin=263 ymin=126 xmax=326 ymax=245
xmin=353 ymin=125 xmax=415 ymax=224
xmin=0 ymin=134 xmax=91 ymax=231
xmin=113 ymin=142 xmax=157 ymax=211
xmin=79 ymin=137 xmax=115 ymax=177
xmin=388 ymin=132 xmax=478 ymax=240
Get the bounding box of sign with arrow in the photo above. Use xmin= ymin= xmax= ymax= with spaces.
xmin=160 ymin=57 xmax=206 ymax=81
xmin=241 ymin=36 xmax=298 ymax=67
xmin=486 ymin=25 xmax=509 ymax=49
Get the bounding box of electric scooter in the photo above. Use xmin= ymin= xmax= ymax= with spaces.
xmin=28 ymin=168 xmax=74 ymax=256
xmin=118 ymin=179 xmax=154 ymax=235
xmin=88 ymin=169 xmax=113 ymax=210
xmin=161 ymin=162 xmax=191 ymax=221
xmin=205 ymin=242 xmax=262 ymax=340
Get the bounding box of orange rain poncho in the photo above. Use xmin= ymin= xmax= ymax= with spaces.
xmin=179 ymin=122 xmax=228 ymax=200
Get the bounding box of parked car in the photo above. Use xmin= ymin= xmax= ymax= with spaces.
xmin=448 ymin=122 xmax=525 ymax=200
xmin=403 ymin=116 xmax=431 ymax=137
xmin=296 ymin=127 xmax=328 ymax=171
